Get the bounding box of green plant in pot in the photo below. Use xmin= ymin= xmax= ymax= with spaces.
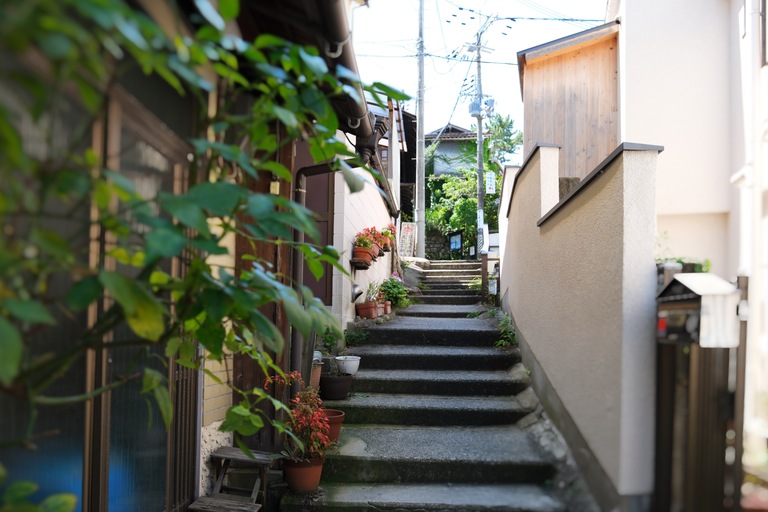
xmin=355 ymin=281 xmax=380 ymax=319
xmin=380 ymin=273 xmax=410 ymax=309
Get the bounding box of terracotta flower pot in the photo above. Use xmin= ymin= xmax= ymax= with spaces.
xmin=352 ymin=246 xmax=374 ymax=265
xmin=319 ymin=373 xmax=353 ymax=400
xmin=309 ymin=363 xmax=323 ymax=388
xmin=283 ymin=457 xmax=324 ymax=493
xmin=371 ymin=242 xmax=382 ymax=257
xmin=355 ymin=301 xmax=378 ymax=319
xmin=321 ymin=408 xmax=345 ymax=442
xmin=381 ymin=238 xmax=391 ymax=251
xmin=377 ymin=303 xmax=385 ymax=316
xmin=384 ymin=301 xmax=392 ymax=314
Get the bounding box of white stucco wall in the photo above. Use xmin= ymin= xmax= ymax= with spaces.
xmin=500 ymin=146 xmax=658 ymax=496
xmin=332 ymin=169 xmax=395 ymax=328
xmin=617 ymin=0 xmax=736 ymax=276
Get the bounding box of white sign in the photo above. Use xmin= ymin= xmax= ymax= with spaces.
xmin=485 ymin=172 xmax=496 ymax=194
xmin=399 ymin=222 xmax=417 ymax=257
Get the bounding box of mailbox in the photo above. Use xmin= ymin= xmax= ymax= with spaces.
xmin=654 ymin=273 xmax=746 ymax=511
xmin=656 ymin=273 xmax=740 ymax=348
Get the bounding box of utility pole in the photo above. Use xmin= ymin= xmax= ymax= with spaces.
xmin=416 ymin=0 xmax=426 ymax=258
xmin=473 ymin=30 xmax=485 ymax=247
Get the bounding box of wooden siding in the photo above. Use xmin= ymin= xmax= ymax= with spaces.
xmin=521 ymin=33 xmax=618 ymax=179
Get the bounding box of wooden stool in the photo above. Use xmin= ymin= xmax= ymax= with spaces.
xmin=189 ymin=446 xmax=275 ymax=512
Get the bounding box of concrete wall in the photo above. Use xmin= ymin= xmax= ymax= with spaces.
xmin=500 ymin=144 xmax=659 ymax=509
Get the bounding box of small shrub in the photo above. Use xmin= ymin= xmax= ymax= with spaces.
xmin=380 ymin=274 xmax=410 ymax=308
xmin=320 ymin=327 xmax=338 ymax=355
xmin=495 ymin=312 xmax=517 ymax=349
xmin=468 ymin=276 xmax=482 ymax=291
xmin=344 ymin=328 xmax=369 ymax=347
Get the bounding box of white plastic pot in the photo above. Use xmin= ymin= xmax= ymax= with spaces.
xmin=335 ymin=355 xmax=361 ymax=376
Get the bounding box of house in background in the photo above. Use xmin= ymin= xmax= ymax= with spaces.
xmin=501 ymin=0 xmax=768 ymax=509
xmin=425 ymin=123 xmax=480 ymax=176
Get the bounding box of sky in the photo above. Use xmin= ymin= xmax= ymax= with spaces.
xmin=351 ymin=0 xmax=608 ymax=163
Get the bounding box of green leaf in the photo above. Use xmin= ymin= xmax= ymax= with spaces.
xmin=194 ymin=0 xmax=225 ymax=30
xmin=30 ymin=228 xmax=72 ymax=261
xmin=153 ymin=383 xmax=173 ymax=429
xmin=146 ymin=228 xmax=188 ymax=260
xmin=67 ymin=276 xmax=103 ymax=311
xmin=186 ymin=182 xmax=247 ymax=216
xmin=142 ymin=367 xmax=163 ymax=393
xmin=40 ymin=493 xmax=78 ymax=512
xmin=4 ymin=299 xmax=55 ymax=325
xmin=0 ymin=317 xmax=22 ymax=386
xmin=370 ymin=81 xmax=410 ymax=101
xmin=99 ymin=272 xmax=165 ymax=341
xmin=254 ymin=34 xmax=288 ymax=49
xmin=339 ymin=159 xmax=365 ymax=193
xmin=99 ymin=271 xmax=140 ymax=314
xmin=298 ymin=47 xmax=327 ymax=77
xmin=4 ymin=480 xmax=39 ymax=504
xmin=159 ymin=193 xmax=210 ymax=236
xmin=272 ymin=105 xmax=297 ymax=128
xmin=126 ymin=293 xmax=166 ymax=342
xmin=197 ymin=315 xmax=225 ymax=358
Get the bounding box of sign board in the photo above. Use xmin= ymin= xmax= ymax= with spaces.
xmin=399 ymin=222 xmax=417 ymax=257
xmin=485 ymin=172 xmax=496 ymax=194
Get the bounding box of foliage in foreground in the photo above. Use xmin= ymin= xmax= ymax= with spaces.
xmin=0 ymin=0 xmax=404 ymax=508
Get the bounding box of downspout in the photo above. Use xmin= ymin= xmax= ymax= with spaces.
xmin=290 ymin=157 xmax=370 ymax=388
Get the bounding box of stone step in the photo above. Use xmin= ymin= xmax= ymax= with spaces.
xmin=396 ymin=304 xmax=487 ymax=318
xmin=363 ymin=317 xmax=499 ymax=346
xmin=345 ymin=344 xmax=519 ymax=370
xmin=322 ymin=425 xmax=555 ymax=484
xmin=413 ymin=294 xmax=483 ymax=305
xmin=421 ymin=269 xmax=482 ymax=278
xmin=321 ymin=393 xmax=531 ymax=425
xmin=282 ymin=483 xmax=565 ymax=512
xmin=419 ymin=288 xmax=480 ymax=296
xmin=420 ymin=277 xmax=477 ymax=284
xmin=350 ymin=366 xmax=530 ymax=396
xmin=428 ymin=260 xmax=483 ymax=269
xmin=418 ymin=282 xmax=476 ymax=289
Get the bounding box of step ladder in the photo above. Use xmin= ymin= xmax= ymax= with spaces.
xmin=189 ymin=446 xmax=275 ymax=512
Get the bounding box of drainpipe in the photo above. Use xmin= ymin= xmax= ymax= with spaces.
xmin=290 ymin=157 xmax=370 ymax=389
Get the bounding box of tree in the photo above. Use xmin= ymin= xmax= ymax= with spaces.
xmin=426 ymin=114 xmax=522 ymax=255
xmin=0 ymin=0 xmax=404 ymax=508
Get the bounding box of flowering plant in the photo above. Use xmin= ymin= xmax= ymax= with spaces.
xmin=384 ymin=223 xmax=397 ymax=241
xmin=353 ymin=229 xmax=374 ymax=248
xmin=264 ymin=371 xmax=333 ymax=462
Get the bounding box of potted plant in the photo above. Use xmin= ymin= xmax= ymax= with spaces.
xmin=335 ymin=355 xmax=361 ymax=375
xmin=319 ymin=327 xmax=339 ymax=373
xmin=380 ymin=226 xmax=393 ymax=252
xmin=319 ymin=363 xmax=353 ymax=400
xmin=380 ymin=273 xmax=410 ymax=309
xmin=355 ymin=281 xmax=380 ymax=319
xmin=264 ymin=371 xmax=333 ymax=494
xmin=352 ymin=230 xmax=376 ymax=267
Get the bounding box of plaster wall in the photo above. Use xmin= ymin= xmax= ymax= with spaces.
xmin=616 ymin=0 xmax=738 ymax=279
xmin=332 ymin=168 xmax=395 ymax=328
xmin=500 ymin=146 xmax=658 ymax=499
xmin=430 ymin=140 xmax=470 ymax=176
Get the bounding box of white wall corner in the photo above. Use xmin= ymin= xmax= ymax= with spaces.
xmin=619 ymin=149 xmax=658 ymax=494
xmin=539 ymin=146 xmax=561 ymax=217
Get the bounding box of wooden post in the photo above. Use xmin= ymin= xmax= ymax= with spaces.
xmin=481 ymin=253 xmax=488 ymax=301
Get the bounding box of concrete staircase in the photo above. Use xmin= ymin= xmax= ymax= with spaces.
xmin=281 ymin=260 xmax=566 ymax=511
xmin=414 ymin=260 xmax=483 ymax=305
